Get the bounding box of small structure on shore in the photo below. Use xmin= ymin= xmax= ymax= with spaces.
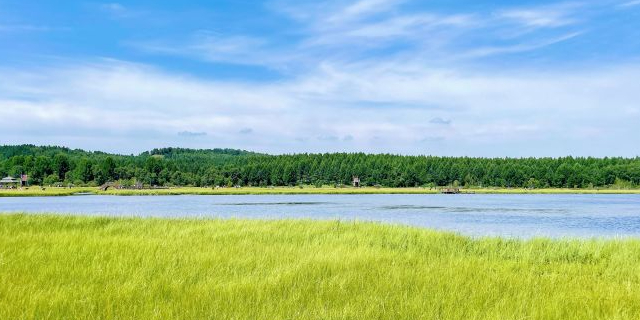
xmin=99 ymin=181 xmax=146 ymax=191
xmin=99 ymin=182 xmax=120 ymax=191
xmin=352 ymin=176 xmax=360 ymax=187
xmin=0 ymin=176 xmax=21 ymax=188
xmin=441 ymin=187 xmax=460 ymax=194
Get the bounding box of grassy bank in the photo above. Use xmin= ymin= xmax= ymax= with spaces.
xmin=1 ymin=214 xmax=639 ymax=319
xmin=0 ymin=187 xmax=94 ymax=197
xmin=1 ymin=186 xmax=640 ymax=197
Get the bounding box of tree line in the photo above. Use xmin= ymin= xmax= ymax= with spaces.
xmin=1 ymin=145 xmax=640 ymax=188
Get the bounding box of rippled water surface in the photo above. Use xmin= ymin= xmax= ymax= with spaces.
xmin=2 ymin=194 xmax=640 ymax=238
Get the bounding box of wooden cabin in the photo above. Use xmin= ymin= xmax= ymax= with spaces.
xmin=0 ymin=176 xmax=20 ymax=189
xmin=441 ymin=187 xmax=460 ymax=194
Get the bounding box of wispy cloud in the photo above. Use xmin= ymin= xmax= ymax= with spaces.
xmin=497 ymin=3 xmax=581 ymax=28
xmin=178 ymin=131 xmax=207 ymax=137
xmin=458 ymin=31 xmax=583 ymax=59
xmin=133 ymin=1 xmax=590 ymax=70
xmin=429 ymin=117 xmax=451 ymax=125
xmin=420 ymin=135 xmax=446 ymax=143
xmin=131 ymin=31 xmax=290 ymax=68
xmin=317 ymin=135 xmax=339 ymax=142
xmin=326 ymin=0 xmax=407 ymax=24
xmin=101 ymin=3 xmax=125 ymax=12
xmin=1 ymin=58 xmax=639 ymax=156
xmin=619 ymin=0 xmax=640 ymax=8
xmin=100 ymin=3 xmax=129 ymax=17
xmin=341 ymin=13 xmax=475 ymax=39
xmin=1 ymin=0 xmax=638 ymax=156
xmin=0 ymin=24 xmax=52 ymax=33
xmin=272 ymin=0 xmax=406 ymax=26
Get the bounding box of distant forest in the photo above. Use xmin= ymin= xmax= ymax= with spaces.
xmin=1 ymin=145 xmax=640 ymax=188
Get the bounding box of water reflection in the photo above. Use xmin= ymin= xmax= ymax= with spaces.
xmin=220 ymin=202 xmax=333 ymax=206
xmin=1 ymin=194 xmax=639 ymax=238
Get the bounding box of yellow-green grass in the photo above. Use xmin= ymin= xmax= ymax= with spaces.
xmin=1 ymin=186 xmax=640 ymax=197
xmin=468 ymin=187 xmax=640 ymax=194
xmin=1 ymin=214 xmax=640 ymax=319
xmin=0 ymin=187 xmax=94 ymax=197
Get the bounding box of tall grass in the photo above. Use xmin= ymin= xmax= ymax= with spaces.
xmin=0 ymin=187 xmax=94 ymax=197
xmin=1 ymin=214 xmax=639 ymax=319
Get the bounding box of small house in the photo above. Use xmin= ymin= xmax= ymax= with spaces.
xmin=441 ymin=187 xmax=460 ymax=194
xmin=0 ymin=176 xmax=20 ymax=189
xmin=352 ymin=176 xmax=360 ymax=187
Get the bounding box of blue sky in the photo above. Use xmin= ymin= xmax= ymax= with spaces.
xmin=1 ymin=0 xmax=639 ymax=156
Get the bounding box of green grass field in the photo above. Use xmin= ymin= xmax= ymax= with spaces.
xmin=1 ymin=214 xmax=639 ymax=319
xmin=0 ymin=187 xmax=95 ymax=197
xmin=1 ymin=186 xmax=640 ymax=197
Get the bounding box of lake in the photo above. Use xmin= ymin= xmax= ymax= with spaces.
xmin=1 ymin=194 xmax=640 ymax=238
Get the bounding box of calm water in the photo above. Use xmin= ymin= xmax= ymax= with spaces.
xmin=1 ymin=194 xmax=640 ymax=238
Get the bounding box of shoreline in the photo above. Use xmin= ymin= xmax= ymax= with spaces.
xmin=1 ymin=186 xmax=640 ymax=197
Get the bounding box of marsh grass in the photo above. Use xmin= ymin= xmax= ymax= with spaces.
xmin=1 ymin=214 xmax=640 ymax=319
xmin=0 ymin=187 xmax=94 ymax=197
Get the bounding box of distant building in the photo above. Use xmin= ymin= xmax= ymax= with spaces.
xmin=0 ymin=176 xmax=20 ymax=188
xmin=352 ymin=176 xmax=360 ymax=187
xmin=441 ymin=187 xmax=460 ymax=194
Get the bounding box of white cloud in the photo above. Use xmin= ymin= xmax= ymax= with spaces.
xmin=273 ymin=0 xmax=406 ymax=26
xmin=132 ymin=32 xmax=275 ymax=66
xmin=430 ymin=117 xmax=451 ymax=125
xmin=0 ymin=25 xmax=52 ymax=33
xmin=497 ymin=4 xmax=579 ymax=28
xmin=619 ymin=0 xmax=640 ymax=8
xmin=343 ymin=13 xmax=475 ymax=39
xmin=1 ymin=58 xmax=639 ymax=156
xmin=132 ymin=1 xmax=590 ymax=70
xmin=101 ymin=3 xmax=125 ymax=11
xmin=458 ymin=31 xmax=582 ymax=59
xmin=178 ymin=131 xmax=207 ymax=137
xmin=326 ymin=0 xmax=407 ymax=23
xmin=1 ymin=0 xmax=637 ymax=156
xmin=100 ymin=3 xmax=127 ymax=16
